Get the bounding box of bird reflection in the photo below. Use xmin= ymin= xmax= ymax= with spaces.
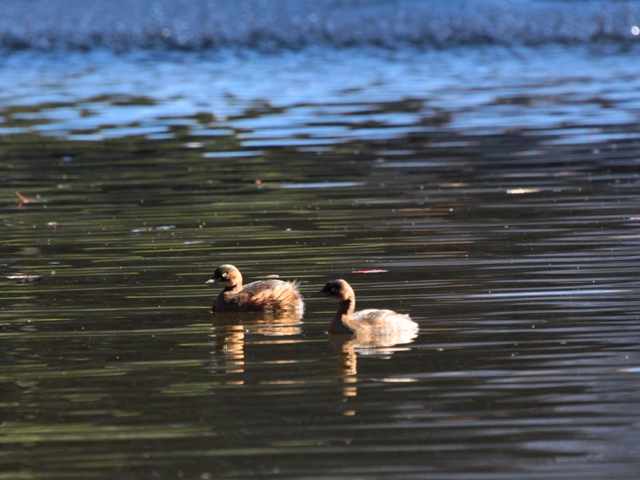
xmin=329 ymin=328 xmax=418 ymax=406
xmin=209 ymin=311 xmax=302 ymax=383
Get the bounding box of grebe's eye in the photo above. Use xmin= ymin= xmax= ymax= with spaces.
xmin=222 ymin=272 xmax=227 ymax=278
xmin=330 ymin=286 xmax=337 ymax=293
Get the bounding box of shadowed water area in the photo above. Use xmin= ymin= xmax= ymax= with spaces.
xmin=2 ymin=41 xmax=640 ymax=479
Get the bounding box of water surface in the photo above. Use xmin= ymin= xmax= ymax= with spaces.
xmin=2 ymin=42 xmax=640 ymax=479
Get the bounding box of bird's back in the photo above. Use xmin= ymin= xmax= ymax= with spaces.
xmin=349 ymin=309 xmax=418 ymax=333
xmin=215 ymin=279 xmax=303 ymax=313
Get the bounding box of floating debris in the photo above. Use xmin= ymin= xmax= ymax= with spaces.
xmin=353 ymin=269 xmax=388 ymax=274
xmin=131 ymin=225 xmax=176 ymax=233
xmin=7 ymin=275 xmax=42 ymax=283
xmin=16 ymin=191 xmax=48 ymax=205
xmin=507 ymin=188 xmax=540 ymax=194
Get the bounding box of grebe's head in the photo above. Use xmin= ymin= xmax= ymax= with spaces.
xmin=313 ymin=279 xmax=354 ymax=301
xmin=206 ymin=264 xmax=242 ymax=288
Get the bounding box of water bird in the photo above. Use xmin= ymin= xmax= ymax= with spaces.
xmin=206 ymin=264 xmax=304 ymax=313
xmin=313 ymin=279 xmax=418 ymax=335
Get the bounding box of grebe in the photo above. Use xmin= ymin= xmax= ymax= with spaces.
xmin=313 ymin=279 xmax=417 ymax=335
xmin=206 ymin=264 xmax=304 ymax=313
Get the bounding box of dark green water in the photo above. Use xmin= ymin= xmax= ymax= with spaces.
xmin=3 ymin=52 xmax=640 ymax=478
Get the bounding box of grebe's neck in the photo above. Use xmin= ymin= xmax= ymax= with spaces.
xmin=224 ymin=283 xmax=242 ymax=294
xmin=339 ymin=296 xmax=355 ymax=316
xmin=329 ymin=297 xmax=355 ymax=334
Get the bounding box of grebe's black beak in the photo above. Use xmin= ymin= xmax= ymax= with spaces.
xmin=310 ymin=289 xmax=329 ymax=298
xmin=205 ymin=278 xmax=218 ymax=285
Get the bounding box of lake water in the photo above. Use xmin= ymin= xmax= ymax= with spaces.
xmin=3 ymin=1 xmax=640 ymax=478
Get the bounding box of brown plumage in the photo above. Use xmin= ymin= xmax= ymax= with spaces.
xmin=206 ymin=264 xmax=304 ymax=313
xmin=313 ymin=279 xmax=418 ymax=335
